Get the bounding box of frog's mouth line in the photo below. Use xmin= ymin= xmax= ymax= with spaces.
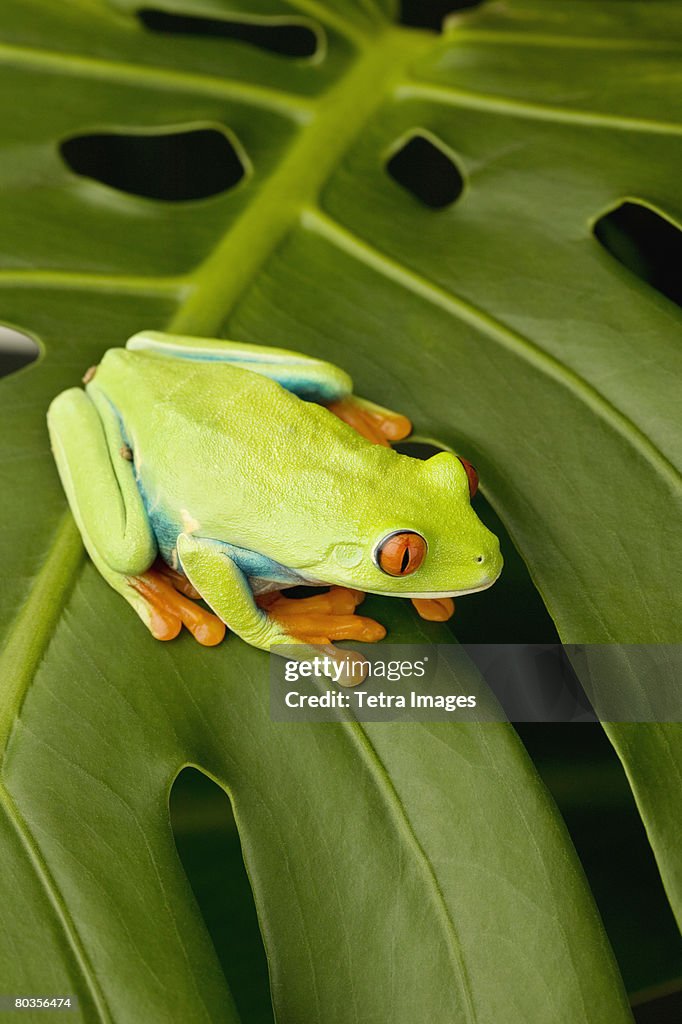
xmin=369 ymin=579 xmax=499 ymax=600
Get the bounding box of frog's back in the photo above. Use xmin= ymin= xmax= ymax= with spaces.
xmin=90 ymin=348 xmax=388 ymax=533
xmin=95 ymin=347 xmax=303 ymax=451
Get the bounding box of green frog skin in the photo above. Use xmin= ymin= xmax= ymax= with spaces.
xmin=47 ymin=331 xmax=502 ymax=676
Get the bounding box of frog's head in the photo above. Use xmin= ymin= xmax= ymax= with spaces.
xmin=313 ymin=450 xmax=503 ymax=598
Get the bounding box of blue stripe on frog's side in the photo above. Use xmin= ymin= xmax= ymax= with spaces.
xmin=180 ymin=537 xmax=315 ymax=595
xmin=145 ymin=506 xmax=179 ymax=565
xmin=145 ymin=503 xmax=312 ymax=594
xmin=127 ymin=340 xmax=342 ymax=402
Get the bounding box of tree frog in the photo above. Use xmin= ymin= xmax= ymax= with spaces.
xmin=48 ymin=332 xmax=502 ymax=677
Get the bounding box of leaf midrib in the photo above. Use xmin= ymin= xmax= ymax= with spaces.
xmin=169 ymin=25 xmax=432 ymax=334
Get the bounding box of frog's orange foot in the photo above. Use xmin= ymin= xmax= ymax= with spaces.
xmin=258 ymin=586 xmax=386 ymax=643
xmin=130 ymin=561 xmax=226 ymax=646
xmin=411 ymin=596 xmax=455 ymax=622
xmin=328 ymin=397 xmax=412 ymax=448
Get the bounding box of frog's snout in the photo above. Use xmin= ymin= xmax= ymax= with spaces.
xmin=473 ymin=533 xmax=503 ymax=586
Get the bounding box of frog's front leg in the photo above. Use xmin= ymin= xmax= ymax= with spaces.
xmin=47 ymin=387 xmax=224 ymax=646
xmin=177 ymin=536 xmax=384 ymax=677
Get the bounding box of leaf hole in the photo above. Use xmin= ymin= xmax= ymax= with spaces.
xmin=60 ymin=128 xmax=246 ymax=202
xmin=137 ymin=8 xmax=320 ymax=59
xmin=399 ymin=0 xmax=485 ymax=31
xmin=593 ymin=200 xmax=681 ymax=308
xmin=0 ymin=325 xmax=40 ymax=377
xmin=170 ymin=767 xmax=274 ymax=1024
xmin=393 ymin=439 xmax=446 ymax=460
xmin=386 ymin=133 xmax=463 ymax=209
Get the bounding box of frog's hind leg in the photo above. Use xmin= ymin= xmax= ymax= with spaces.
xmin=127 ymin=330 xmax=413 ymax=444
xmin=47 ymin=387 xmax=224 ymax=646
xmin=129 ymin=561 xmax=225 ymax=645
xmin=126 ymin=330 xmax=352 ymax=404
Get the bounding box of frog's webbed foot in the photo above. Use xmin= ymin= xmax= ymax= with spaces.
xmin=129 ymin=560 xmax=226 ymax=646
xmin=411 ymin=597 xmax=455 ymax=622
xmin=176 ymin=537 xmax=378 ymax=686
xmin=257 ymin=587 xmax=386 ymax=644
xmin=328 ymin=396 xmax=412 ymax=447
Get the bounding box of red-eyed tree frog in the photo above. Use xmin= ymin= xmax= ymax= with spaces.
xmin=47 ymin=332 xmax=502 ymax=677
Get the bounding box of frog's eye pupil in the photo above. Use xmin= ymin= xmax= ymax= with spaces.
xmin=376 ymin=531 xmax=427 ymax=577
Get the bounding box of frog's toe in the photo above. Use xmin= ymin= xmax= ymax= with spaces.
xmin=281 ymin=612 xmax=385 ymax=643
xmin=328 ymin=397 xmax=412 ymax=447
xmin=156 ymin=559 xmax=203 ymax=599
xmin=260 ymin=586 xmax=385 ymax=644
xmin=411 ymin=596 xmax=455 ymax=622
xmin=321 ymin=646 xmax=371 ymax=687
xmin=146 ymin=604 xmax=183 ymax=642
xmin=361 ymin=403 xmax=412 ymax=443
xmin=130 ymin=566 xmax=226 ymax=646
xmin=259 ymin=586 xmax=364 ymax=616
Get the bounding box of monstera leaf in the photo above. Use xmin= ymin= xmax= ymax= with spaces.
xmin=1 ymin=0 xmax=680 ymax=1020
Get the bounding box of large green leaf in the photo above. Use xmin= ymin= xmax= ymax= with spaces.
xmin=1 ymin=0 xmax=679 ymax=1020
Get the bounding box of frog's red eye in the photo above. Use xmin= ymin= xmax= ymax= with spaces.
xmin=458 ymin=457 xmax=479 ymax=497
xmin=375 ymin=532 xmax=427 ymax=577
